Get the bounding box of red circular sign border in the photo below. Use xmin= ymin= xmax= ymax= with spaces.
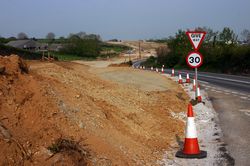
xmin=186 ymin=51 xmax=203 ymax=68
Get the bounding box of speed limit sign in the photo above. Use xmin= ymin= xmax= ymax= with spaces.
xmin=186 ymin=51 xmax=203 ymax=68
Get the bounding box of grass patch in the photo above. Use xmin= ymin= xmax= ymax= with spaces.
xmin=53 ymin=53 xmax=96 ymax=61
xmin=101 ymin=43 xmax=131 ymax=53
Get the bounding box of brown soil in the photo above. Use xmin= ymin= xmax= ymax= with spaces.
xmin=0 ymin=55 xmax=189 ymax=165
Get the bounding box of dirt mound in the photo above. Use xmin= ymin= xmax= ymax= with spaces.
xmin=0 ymin=54 xmax=29 ymax=75
xmin=0 ymin=56 xmax=91 ymax=165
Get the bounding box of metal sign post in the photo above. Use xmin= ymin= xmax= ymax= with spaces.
xmin=195 ymin=68 xmax=198 ymax=98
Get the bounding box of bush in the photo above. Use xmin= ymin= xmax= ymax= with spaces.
xmin=61 ymin=36 xmax=101 ymax=58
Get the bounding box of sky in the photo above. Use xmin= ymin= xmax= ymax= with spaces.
xmin=0 ymin=0 xmax=250 ymax=40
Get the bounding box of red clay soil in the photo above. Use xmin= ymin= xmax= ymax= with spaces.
xmin=0 ymin=55 xmax=189 ymax=165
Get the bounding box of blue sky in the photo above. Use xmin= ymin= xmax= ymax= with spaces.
xmin=0 ymin=0 xmax=250 ymax=40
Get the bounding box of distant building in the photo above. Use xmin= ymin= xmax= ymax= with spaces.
xmin=6 ymin=40 xmax=38 ymax=50
xmin=49 ymin=44 xmax=63 ymax=52
xmin=6 ymin=40 xmax=63 ymax=52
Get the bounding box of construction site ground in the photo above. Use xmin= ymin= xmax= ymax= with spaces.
xmin=0 ymin=55 xmax=189 ymax=165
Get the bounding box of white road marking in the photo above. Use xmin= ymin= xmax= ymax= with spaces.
xmin=240 ymin=96 xmax=248 ymax=100
xmin=239 ymin=109 xmax=250 ymax=112
xmin=245 ymin=112 xmax=250 ymax=116
xmin=211 ymin=89 xmax=216 ymax=92
xmin=198 ymin=74 xmax=250 ymax=85
xmin=199 ymin=80 xmax=209 ymax=84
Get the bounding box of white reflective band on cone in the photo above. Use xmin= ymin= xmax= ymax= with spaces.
xmin=197 ymin=87 xmax=201 ymax=96
xmin=179 ymin=74 xmax=182 ymax=79
xmin=187 ymin=74 xmax=189 ymax=79
xmin=185 ymin=117 xmax=197 ymax=138
xmin=193 ymin=79 xmax=196 ymax=85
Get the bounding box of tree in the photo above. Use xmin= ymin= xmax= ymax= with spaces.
xmin=17 ymin=32 xmax=28 ymax=40
xmin=195 ymin=27 xmax=218 ymax=43
xmin=241 ymin=29 xmax=250 ymax=43
xmin=46 ymin=32 xmax=55 ymax=40
xmin=76 ymin=32 xmax=86 ymax=39
xmin=219 ymin=27 xmax=235 ymax=44
xmin=62 ymin=36 xmax=101 ymax=57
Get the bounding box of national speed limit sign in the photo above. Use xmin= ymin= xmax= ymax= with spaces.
xmin=186 ymin=51 xmax=203 ymax=68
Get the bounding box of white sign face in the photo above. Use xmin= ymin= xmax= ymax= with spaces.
xmin=186 ymin=32 xmax=206 ymax=50
xmin=186 ymin=52 xmax=203 ymax=68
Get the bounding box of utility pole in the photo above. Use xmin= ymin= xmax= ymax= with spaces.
xmin=139 ymin=40 xmax=141 ymax=59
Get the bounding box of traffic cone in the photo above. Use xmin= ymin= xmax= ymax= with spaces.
xmin=156 ymin=68 xmax=158 ymax=73
xmin=143 ymin=66 xmax=145 ymax=70
xmin=178 ymin=73 xmax=183 ymax=84
xmin=176 ymin=104 xmax=207 ymax=158
xmin=151 ymin=66 xmax=153 ymax=71
xmin=162 ymin=67 xmax=164 ymax=73
xmin=186 ymin=73 xmax=190 ymax=83
xmin=171 ymin=68 xmax=175 ymax=77
xmin=197 ymin=86 xmax=202 ymax=102
xmin=193 ymin=79 xmax=196 ymax=91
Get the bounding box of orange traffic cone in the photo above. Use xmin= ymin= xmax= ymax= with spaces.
xmin=178 ymin=73 xmax=183 ymax=84
xmin=156 ymin=68 xmax=159 ymax=73
xmin=162 ymin=67 xmax=164 ymax=73
xmin=171 ymin=68 xmax=175 ymax=77
xmin=151 ymin=66 xmax=153 ymax=71
xmin=186 ymin=73 xmax=190 ymax=83
xmin=176 ymin=104 xmax=207 ymax=158
xmin=197 ymin=86 xmax=202 ymax=102
xmin=193 ymin=78 xmax=196 ymax=91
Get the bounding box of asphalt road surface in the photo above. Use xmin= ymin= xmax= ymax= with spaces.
xmin=133 ymin=61 xmax=250 ymax=165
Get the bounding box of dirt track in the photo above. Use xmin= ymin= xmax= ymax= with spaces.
xmin=0 ymin=55 xmax=189 ymax=165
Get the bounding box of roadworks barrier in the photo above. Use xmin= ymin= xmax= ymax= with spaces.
xmin=176 ymin=104 xmax=207 ymax=159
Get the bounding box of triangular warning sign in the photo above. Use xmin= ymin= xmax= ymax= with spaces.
xmin=186 ymin=31 xmax=206 ymax=51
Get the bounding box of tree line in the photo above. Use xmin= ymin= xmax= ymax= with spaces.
xmin=147 ymin=27 xmax=250 ymax=74
xmin=0 ymin=32 xmax=103 ymax=58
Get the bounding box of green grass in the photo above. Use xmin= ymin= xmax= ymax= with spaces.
xmin=53 ymin=53 xmax=96 ymax=61
xmin=101 ymin=43 xmax=131 ymax=53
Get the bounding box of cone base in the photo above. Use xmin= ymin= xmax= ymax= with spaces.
xmin=175 ymin=150 xmax=207 ymax=159
xmin=197 ymin=96 xmax=202 ymax=102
